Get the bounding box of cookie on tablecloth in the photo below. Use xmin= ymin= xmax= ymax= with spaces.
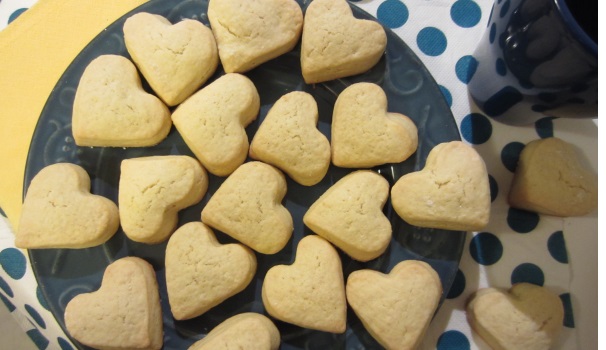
xmin=466 ymin=283 xmax=564 ymax=350
xmin=508 ymin=137 xmax=598 ymax=216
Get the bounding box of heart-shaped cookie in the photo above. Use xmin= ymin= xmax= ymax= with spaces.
xmin=303 ymin=170 xmax=391 ymax=261
xmin=208 ymin=0 xmax=303 ymax=73
xmin=172 ymin=73 xmax=260 ymax=176
xmin=331 ymin=83 xmax=418 ymax=168
xmin=15 ymin=163 xmax=119 ymax=249
xmin=201 ymin=161 xmax=293 ymax=254
xmin=72 ymin=54 xmax=171 ymax=147
xmin=119 ymin=156 xmax=208 ymax=244
xmin=166 ymin=222 xmax=256 ymax=320
xmin=64 ymin=257 xmax=163 ymax=350
xmin=262 ymin=235 xmax=347 ymax=333
xmin=124 ymin=12 xmax=219 ymax=106
xmin=301 ymin=0 xmax=387 ymax=83
xmin=346 ymin=260 xmax=442 ymax=350
xmin=466 ymin=283 xmax=564 ymax=350
xmin=249 ymin=91 xmax=331 ymax=186
xmin=189 ymin=313 xmax=280 ymax=350
xmin=391 ymin=141 xmax=490 ymax=231
xmin=508 ymin=137 xmax=598 ymax=216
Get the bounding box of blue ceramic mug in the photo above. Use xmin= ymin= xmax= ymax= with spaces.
xmin=468 ymin=0 xmax=597 ymax=125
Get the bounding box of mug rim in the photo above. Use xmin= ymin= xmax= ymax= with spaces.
xmin=554 ymin=0 xmax=597 ymax=56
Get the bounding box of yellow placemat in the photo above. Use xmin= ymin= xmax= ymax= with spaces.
xmin=0 ymin=0 xmax=148 ymax=230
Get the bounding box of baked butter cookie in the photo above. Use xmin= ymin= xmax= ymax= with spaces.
xmin=391 ymin=141 xmax=490 ymax=231
xmin=346 ymin=260 xmax=442 ymax=350
xmin=124 ymin=12 xmax=219 ymax=106
xmin=303 ymin=170 xmax=391 ymax=262
xmin=172 ymin=73 xmax=260 ymax=176
xmin=16 ymin=163 xmax=119 ymax=249
xmin=262 ymin=235 xmax=347 ymax=333
xmin=466 ymin=283 xmax=564 ymax=350
xmin=201 ymin=161 xmax=293 ymax=254
xmin=64 ymin=257 xmax=163 ymax=350
xmin=249 ymin=91 xmax=331 ymax=186
xmin=119 ymin=156 xmax=207 ymax=244
xmin=301 ymin=0 xmax=387 ymax=83
xmin=208 ymin=0 xmax=303 ymax=73
xmin=508 ymin=137 xmax=598 ymax=217
xmin=331 ymin=82 xmax=418 ymax=168
xmin=188 ymin=313 xmax=280 ymax=350
xmin=72 ymin=54 xmax=171 ymax=147
xmin=166 ymin=222 xmax=256 ymax=320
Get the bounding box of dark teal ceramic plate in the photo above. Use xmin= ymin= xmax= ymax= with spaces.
xmin=24 ymin=0 xmax=464 ymax=348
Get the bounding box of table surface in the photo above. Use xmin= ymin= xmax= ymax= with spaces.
xmin=0 ymin=0 xmax=598 ymax=349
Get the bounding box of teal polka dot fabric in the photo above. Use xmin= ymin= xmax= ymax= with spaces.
xmin=0 ymin=214 xmax=75 ymax=350
xmin=0 ymin=0 xmax=588 ymax=349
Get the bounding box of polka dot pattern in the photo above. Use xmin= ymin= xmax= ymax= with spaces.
xmin=439 ymin=85 xmax=453 ymax=107
xmin=447 ymin=269 xmax=466 ymax=299
xmin=489 ymin=23 xmax=496 ymax=43
xmin=376 ymin=0 xmax=408 ymax=28
xmin=488 ymin=174 xmax=498 ymax=202
xmin=511 ymin=263 xmax=545 ymax=286
xmin=455 ymin=55 xmax=478 ymax=84
xmin=58 ymin=337 xmax=75 ymax=350
xmin=499 ymin=0 xmax=510 ymax=17
xmin=450 ymin=0 xmax=481 ymax=28
xmin=548 ymin=231 xmax=568 ymax=264
xmin=8 ymin=8 xmax=27 ymax=24
xmin=417 ymin=27 xmax=447 ymax=56
xmin=560 ymin=293 xmax=575 ymax=328
xmin=0 ymin=276 xmax=13 ymax=297
xmin=25 ymin=303 xmax=46 ymax=329
xmin=460 ymin=113 xmax=492 ymax=144
xmin=535 ymin=117 xmax=557 ymax=138
xmin=495 ymin=58 xmax=506 ymax=75
xmin=470 ymin=232 xmax=503 ymax=265
xmin=26 ymin=328 xmax=49 ymax=350
xmin=483 ymin=86 xmax=524 ymax=117
xmin=0 ymin=292 xmax=16 ymax=312
xmin=437 ymin=330 xmax=471 ymax=350
xmin=37 ymin=286 xmax=49 ymax=311
xmin=500 ymin=141 xmax=524 ymax=172
xmin=0 ymin=248 xmax=27 ymax=280
xmin=507 ymin=207 xmax=540 ymax=233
